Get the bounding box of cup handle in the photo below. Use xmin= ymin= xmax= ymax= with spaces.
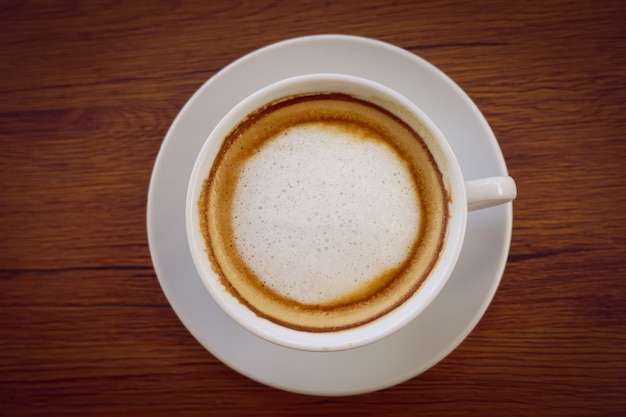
xmin=466 ymin=176 xmax=517 ymax=211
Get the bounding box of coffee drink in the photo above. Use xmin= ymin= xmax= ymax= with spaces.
xmin=198 ymin=93 xmax=448 ymax=332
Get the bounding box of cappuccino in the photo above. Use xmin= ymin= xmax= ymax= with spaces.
xmin=199 ymin=93 xmax=448 ymax=332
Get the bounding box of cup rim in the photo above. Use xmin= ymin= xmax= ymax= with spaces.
xmin=186 ymin=73 xmax=467 ymax=351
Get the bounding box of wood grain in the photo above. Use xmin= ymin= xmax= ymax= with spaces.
xmin=1 ymin=0 xmax=625 ymax=416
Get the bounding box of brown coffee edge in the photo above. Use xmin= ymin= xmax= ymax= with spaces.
xmin=199 ymin=93 xmax=449 ymax=332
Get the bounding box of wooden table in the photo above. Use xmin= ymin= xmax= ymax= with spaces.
xmin=1 ymin=1 xmax=624 ymax=415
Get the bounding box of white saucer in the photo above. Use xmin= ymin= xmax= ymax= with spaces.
xmin=147 ymin=35 xmax=513 ymax=396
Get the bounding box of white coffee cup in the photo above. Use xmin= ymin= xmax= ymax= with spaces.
xmin=186 ymin=74 xmax=516 ymax=352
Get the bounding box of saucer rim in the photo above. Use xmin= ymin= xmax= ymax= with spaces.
xmin=147 ymin=34 xmax=513 ymax=396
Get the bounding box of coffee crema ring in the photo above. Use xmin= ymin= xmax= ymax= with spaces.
xmin=199 ymin=93 xmax=448 ymax=332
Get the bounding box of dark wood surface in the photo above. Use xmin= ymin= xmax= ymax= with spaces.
xmin=1 ymin=1 xmax=625 ymax=416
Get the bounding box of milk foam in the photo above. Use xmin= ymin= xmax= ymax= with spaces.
xmin=232 ymin=122 xmax=421 ymax=305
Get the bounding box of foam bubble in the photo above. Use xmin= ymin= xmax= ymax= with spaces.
xmin=231 ymin=123 xmax=420 ymax=305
